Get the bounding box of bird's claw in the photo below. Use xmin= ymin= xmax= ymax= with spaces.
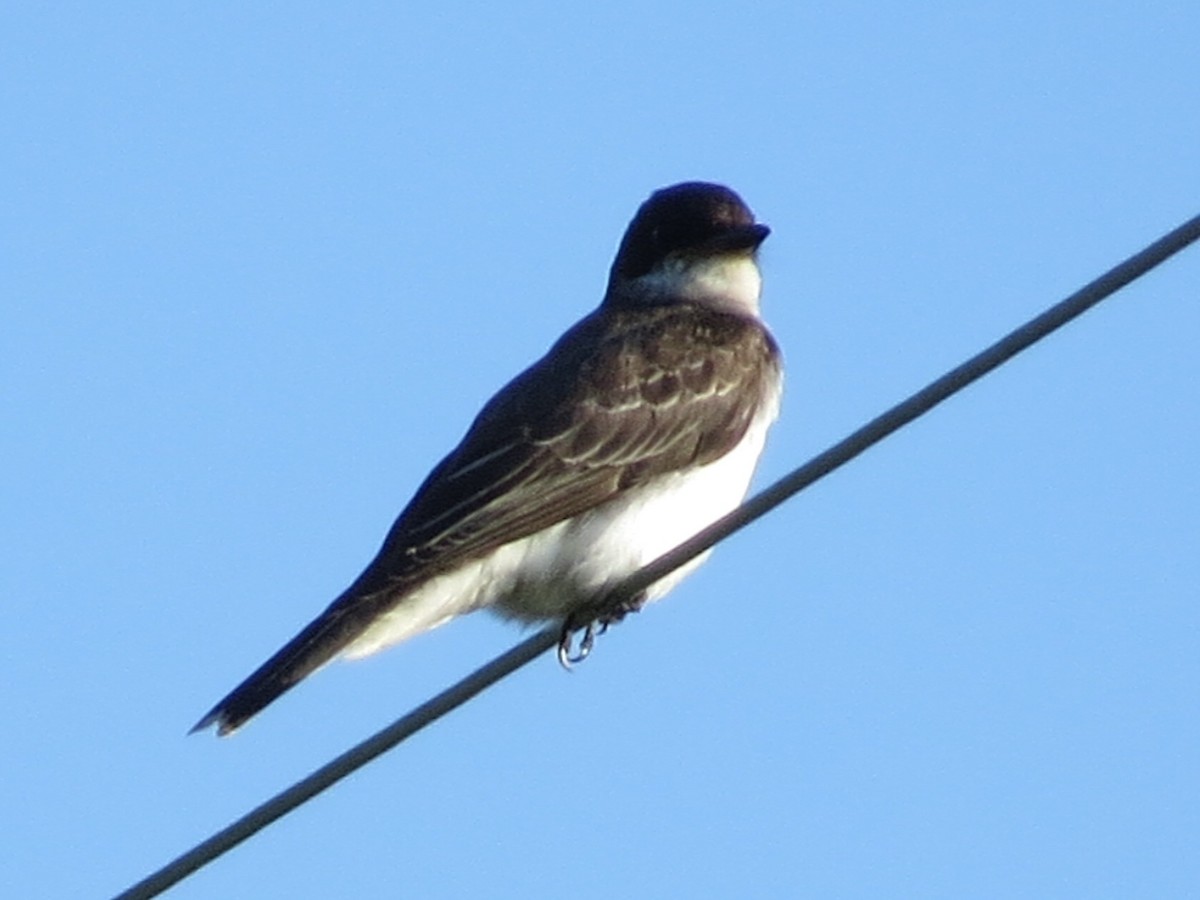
xmin=556 ymin=594 xmax=646 ymax=669
xmin=557 ymin=619 xmax=597 ymax=668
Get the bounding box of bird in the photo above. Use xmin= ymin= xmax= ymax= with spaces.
xmin=193 ymin=181 xmax=783 ymax=735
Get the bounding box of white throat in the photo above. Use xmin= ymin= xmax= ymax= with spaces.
xmin=630 ymin=254 xmax=763 ymax=316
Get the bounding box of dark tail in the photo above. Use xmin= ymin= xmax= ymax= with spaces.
xmin=190 ymin=604 xmax=375 ymax=736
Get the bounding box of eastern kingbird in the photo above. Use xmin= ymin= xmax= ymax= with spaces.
xmin=194 ymin=182 xmax=782 ymax=735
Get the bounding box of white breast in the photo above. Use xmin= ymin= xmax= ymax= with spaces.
xmin=343 ymin=383 xmax=781 ymax=659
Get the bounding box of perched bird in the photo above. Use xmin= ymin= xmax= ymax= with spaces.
xmin=194 ymin=182 xmax=782 ymax=735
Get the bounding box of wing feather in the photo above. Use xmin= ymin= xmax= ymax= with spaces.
xmin=357 ymin=303 xmax=780 ymax=591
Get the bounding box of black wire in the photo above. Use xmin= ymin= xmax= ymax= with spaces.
xmin=112 ymin=211 xmax=1200 ymax=900
xmin=114 ymin=630 xmax=557 ymax=900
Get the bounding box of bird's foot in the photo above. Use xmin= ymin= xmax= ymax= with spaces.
xmin=556 ymin=593 xmax=646 ymax=669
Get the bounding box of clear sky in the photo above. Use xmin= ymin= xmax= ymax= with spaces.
xmin=3 ymin=3 xmax=1198 ymax=898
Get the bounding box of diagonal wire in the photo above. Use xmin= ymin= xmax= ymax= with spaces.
xmin=112 ymin=211 xmax=1200 ymax=900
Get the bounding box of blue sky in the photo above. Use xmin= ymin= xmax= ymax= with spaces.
xmin=3 ymin=3 xmax=1198 ymax=898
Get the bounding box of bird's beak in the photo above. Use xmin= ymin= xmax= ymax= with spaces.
xmin=705 ymin=223 xmax=770 ymax=254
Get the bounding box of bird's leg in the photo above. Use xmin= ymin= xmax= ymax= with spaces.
xmin=556 ymin=591 xmax=648 ymax=669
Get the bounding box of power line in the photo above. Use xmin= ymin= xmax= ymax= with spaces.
xmin=116 ymin=630 xmax=558 ymax=900
xmin=112 ymin=210 xmax=1200 ymax=900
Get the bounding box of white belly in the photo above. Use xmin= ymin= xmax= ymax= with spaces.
xmin=343 ymin=391 xmax=779 ymax=659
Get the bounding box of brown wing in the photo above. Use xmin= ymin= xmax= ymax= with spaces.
xmin=194 ymin=302 xmax=779 ymax=734
xmin=360 ymin=302 xmax=780 ymax=586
